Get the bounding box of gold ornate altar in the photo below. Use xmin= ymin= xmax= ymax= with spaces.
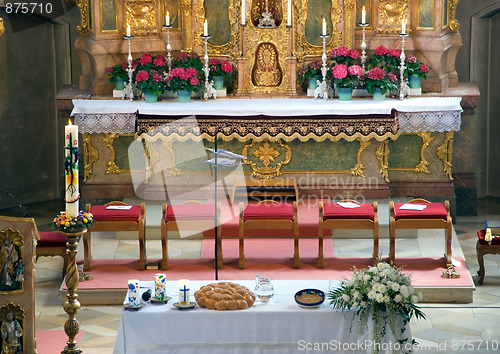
xmin=68 ymin=0 xmax=462 ymax=95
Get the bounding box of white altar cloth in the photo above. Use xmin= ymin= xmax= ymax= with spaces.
xmin=113 ymin=280 xmax=411 ymax=354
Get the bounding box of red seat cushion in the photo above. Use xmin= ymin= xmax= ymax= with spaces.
xmin=477 ymin=228 xmax=500 ymax=245
xmin=393 ymin=202 xmax=448 ymax=220
xmin=37 ymin=231 xmax=67 ymax=247
xmin=243 ymin=203 xmax=295 ymax=221
xmin=89 ymin=205 xmax=142 ymax=222
xmin=322 ymin=202 xmax=375 ymax=220
xmin=165 ymin=204 xmax=215 ymax=221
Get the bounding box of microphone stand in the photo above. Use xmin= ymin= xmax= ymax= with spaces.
xmin=6 ymin=191 xmax=30 ymax=218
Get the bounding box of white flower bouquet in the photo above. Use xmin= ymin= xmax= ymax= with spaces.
xmin=327 ymin=262 xmax=426 ymax=352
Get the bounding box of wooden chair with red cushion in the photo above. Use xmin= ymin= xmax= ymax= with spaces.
xmin=36 ymin=231 xmax=69 ymax=277
xmin=238 ymin=200 xmax=299 ymax=269
xmin=318 ymin=200 xmax=379 ymax=268
xmin=161 ymin=201 xmax=221 ymax=270
xmin=476 ymin=228 xmax=500 ymax=285
xmin=389 ymin=198 xmax=452 ymax=268
xmin=85 ymin=201 xmax=146 ymax=271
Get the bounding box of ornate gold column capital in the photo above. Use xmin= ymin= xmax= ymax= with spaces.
xmin=65 ymin=0 xmax=90 ymax=34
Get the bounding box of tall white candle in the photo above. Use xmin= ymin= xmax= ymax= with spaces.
xmin=203 ymin=19 xmax=208 ymax=36
xmin=287 ymin=0 xmax=291 ymax=26
xmin=322 ymin=18 xmax=326 ymax=36
xmin=241 ymin=0 xmax=246 ymax=25
xmin=165 ymin=11 xmax=170 ymax=26
xmin=178 ymin=279 xmax=190 ymax=305
xmin=126 ymin=24 xmax=131 ymax=37
xmin=401 ymin=19 xmax=407 ymax=34
xmin=65 ymin=119 xmax=79 ymax=218
xmin=361 ymin=6 xmax=366 ymax=24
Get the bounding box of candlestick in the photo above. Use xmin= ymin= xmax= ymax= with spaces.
xmin=65 ymin=119 xmax=79 ymax=218
xmin=314 ymin=33 xmax=330 ymax=100
xmin=204 ymin=19 xmax=208 ymax=36
xmin=178 ymin=279 xmax=190 ymax=305
xmin=322 ymin=18 xmax=326 ymax=36
xmin=401 ymin=19 xmax=407 ymax=34
xmin=165 ymin=11 xmax=170 ymax=27
xmin=201 ymin=33 xmax=216 ymax=100
xmin=399 ymin=32 xmax=409 ymax=100
xmin=126 ymin=24 xmax=131 ymax=37
xmin=359 ymin=22 xmax=368 ymax=72
xmin=241 ymin=0 xmax=246 ymax=25
xmin=287 ymin=0 xmax=291 ymax=27
xmin=163 ymin=22 xmax=173 ymax=75
xmin=122 ymin=33 xmax=134 ymax=101
xmin=361 ymin=6 xmax=366 ymax=24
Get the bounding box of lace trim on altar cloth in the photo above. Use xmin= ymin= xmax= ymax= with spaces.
xmin=398 ymin=111 xmax=461 ymax=133
xmin=74 ymin=113 xmax=136 ymax=134
xmin=127 ymin=341 xmax=299 ymax=352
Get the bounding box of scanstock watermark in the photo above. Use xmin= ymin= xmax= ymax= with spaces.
xmin=2 ymin=1 xmax=72 ymax=33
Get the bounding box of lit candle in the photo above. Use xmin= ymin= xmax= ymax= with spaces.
xmin=361 ymin=6 xmax=366 ymax=24
xmin=287 ymin=0 xmax=291 ymax=26
xmin=241 ymin=0 xmax=246 ymax=25
xmin=165 ymin=11 xmax=170 ymax=26
xmin=178 ymin=279 xmax=190 ymax=305
xmin=203 ymin=19 xmax=208 ymax=36
xmin=126 ymin=24 xmax=131 ymax=37
xmin=322 ymin=18 xmax=326 ymax=36
xmin=401 ymin=19 xmax=407 ymax=34
xmin=65 ymin=119 xmax=79 ymax=218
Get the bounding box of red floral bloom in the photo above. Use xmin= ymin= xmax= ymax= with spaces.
xmin=367 ymin=67 xmax=386 ymax=80
xmin=221 ymin=60 xmax=233 ymax=73
xmin=135 ymin=70 xmax=149 ymax=82
xmin=388 ymin=49 xmax=402 ymax=58
xmin=374 ymin=46 xmax=388 ymax=56
xmin=140 ymin=53 xmax=152 ymax=65
xmin=332 ymin=64 xmax=348 ymax=80
xmin=348 ymin=65 xmax=363 ymax=77
xmin=153 ymin=74 xmax=161 ymax=82
xmin=190 ymin=77 xmax=199 ymax=85
xmin=419 ymin=64 xmax=429 ymax=73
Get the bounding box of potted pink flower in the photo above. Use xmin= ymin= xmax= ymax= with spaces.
xmin=328 ymin=46 xmax=360 ymax=65
xmin=331 ymin=64 xmax=363 ymax=101
xmin=405 ymin=55 xmax=431 ymax=89
xmin=364 ymin=67 xmax=398 ymax=100
xmin=166 ymin=67 xmax=203 ymax=102
xmin=133 ymin=53 xmax=168 ymax=102
xmin=105 ymin=63 xmax=129 ymax=90
xmin=208 ymin=58 xmax=234 ymax=90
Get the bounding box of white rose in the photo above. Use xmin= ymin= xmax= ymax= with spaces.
xmin=375 ymin=293 xmax=384 ymax=303
xmin=394 ymin=294 xmax=403 ymax=302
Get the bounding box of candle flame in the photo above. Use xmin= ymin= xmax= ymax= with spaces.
xmin=67 ymin=119 xmax=73 ymax=126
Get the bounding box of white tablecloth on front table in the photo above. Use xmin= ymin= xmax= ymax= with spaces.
xmin=113 ymin=280 xmax=411 ymax=354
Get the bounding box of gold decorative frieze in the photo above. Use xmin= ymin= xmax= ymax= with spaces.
xmin=350 ymin=139 xmax=371 ymax=177
xmin=448 ymin=0 xmax=460 ymax=31
xmin=181 ymin=0 xmax=193 ymax=52
xmin=65 ymin=0 xmax=90 ymax=34
xmin=102 ymin=134 xmax=122 ymax=174
xmin=378 ymin=0 xmax=409 ymax=34
xmin=82 ymin=133 xmax=99 ymax=182
xmin=125 ymin=0 xmax=157 ymax=36
xmin=376 ymin=132 xmax=434 ymax=182
xmin=436 ymin=131 xmax=454 ymax=180
xmin=243 ymin=139 xmax=292 ymax=178
xmin=194 ymin=0 xmax=239 ymax=59
xmin=142 ymin=135 xmax=181 ymax=181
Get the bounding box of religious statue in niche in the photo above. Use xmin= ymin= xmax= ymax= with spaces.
xmin=0 ymin=229 xmax=23 ymax=293
xmin=0 ymin=305 xmax=24 ymax=353
xmin=252 ymin=43 xmax=282 ymax=87
xmin=251 ymin=0 xmax=283 ymax=27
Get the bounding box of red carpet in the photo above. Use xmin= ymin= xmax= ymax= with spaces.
xmin=73 ymin=238 xmax=472 ymax=290
xmin=36 ymin=330 xmax=84 ymax=354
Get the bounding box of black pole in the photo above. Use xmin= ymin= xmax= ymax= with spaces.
xmin=214 ymin=126 xmax=219 ymax=280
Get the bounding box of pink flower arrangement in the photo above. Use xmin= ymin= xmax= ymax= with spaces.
xmin=328 ymin=46 xmax=360 ymax=65
xmin=133 ymin=53 xmax=168 ymax=95
xmin=364 ymin=67 xmax=398 ymax=95
xmin=405 ymin=55 xmax=431 ymax=79
xmin=332 ymin=64 xmax=363 ymax=88
xmin=209 ymin=58 xmax=234 ymax=79
xmin=368 ymin=45 xmax=401 ymax=72
xmin=166 ymin=67 xmax=202 ymax=93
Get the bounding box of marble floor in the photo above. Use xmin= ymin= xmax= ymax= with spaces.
xmin=3 ymin=197 xmax=500 ymax=353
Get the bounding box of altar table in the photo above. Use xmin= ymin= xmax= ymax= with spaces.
xmin=113 ymin=280 xmax=411 ymax=354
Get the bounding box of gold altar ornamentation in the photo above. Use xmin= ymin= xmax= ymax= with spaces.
xmin=350 ymin=139 xmax=370 ymax=177
xmin=0 ymin=228 xmax=24 ymax=295
xmin=294 ymin=0 xmax=343 ymax=61
xmin=125 ymin=0 xmax=157 ymax=36
xmin=82 ymin=133 xmax=99 ymax=182
xmin=0 ymin=303 xmax=25 ymax=352
xmin=378 ymin=0 xmax=409 ymax=34
xmin=193 ymin=0 xmax=239 ymax=59
xmin=65 ymin=0 xmax=90 ymax=34
xmin=0 ymin=18 xmax=4 ymax=37
xmin=343 ymin=0 xmax=356 ymax=49
xmin=253 ymin=43 xmax=282 ymax=87
xmin=102 ymin=133 xmax=137 ymax=174
xmin=243 ymin=140 xmax=292 ymax=178
xmin=448 ymin=0 xmax=460 ymax=31
xmin=181 ymin=0 xmax=193 ymax=52
xmin=436 ymin=131 xmax=454 ymax=180
xmin=142 ymin=135 xmax=181 ymax=181
xmin=376 ymin=132 xmax=434 ymax=182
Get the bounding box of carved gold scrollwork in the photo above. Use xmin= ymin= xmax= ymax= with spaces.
xmin=65 ymin=0 xmax=90 ymax=34
xmin=242 ymin=139 xmax=292 ymax=178
xmin=295 ymin=0 xmax=342 ymax=61
xmin=350 ymin=139 xmax=371 ymax=177
xmin=181 ymin=0 xmax=193 ymax=51
xmin=102 ymin=134 xmax=121 ymax=174
xmin=82 ymin=133 xmax=99 ymax=182
xmin=0 ymin=18 xmax=4 ymax=37
xmin=343 ymin=0 xmax=356 ymax=49
xmin=378 ymin=0 xmax=409 ymax=34
xmin=376 ymin=132 xmax=434 ymax=182
xmin=448 ymin=0 xmax=460 ymax=31
xmin=436 ymin=131 xmax=454 ymax=180
xmin=142 ymin=136 xmax=181 ymax=182
xmin=194 ymin=0 xmax=239 ymax=60
xmin=125 ymin=0 xmax=157 ymax=36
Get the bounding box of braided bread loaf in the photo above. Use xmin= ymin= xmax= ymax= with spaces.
xmin=194 ymin=282 xmax=255 ymax=310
